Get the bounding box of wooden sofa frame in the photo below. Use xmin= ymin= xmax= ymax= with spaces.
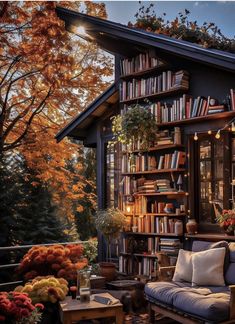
xmin=148 ymin=266 xmax=235 ymax=324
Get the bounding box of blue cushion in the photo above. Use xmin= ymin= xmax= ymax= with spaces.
xmin=173 ymin=285 xmax=230 ymax=322
xmin=145 ymin=281 xmax=230 ymax=322
xmin=225 ymin=263 xmax=235 ymax=285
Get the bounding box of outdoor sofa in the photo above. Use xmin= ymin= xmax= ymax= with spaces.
xmin=145 ymin=241 xmax=235 ymax=324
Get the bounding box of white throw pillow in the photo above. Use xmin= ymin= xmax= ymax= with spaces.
xmin=192 ymin=247 xmax=226 ymax=286
xmin=173 ymin=249 xmax=193 ymax=282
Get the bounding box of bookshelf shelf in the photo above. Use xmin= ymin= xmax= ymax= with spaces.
xmin=134 ymin=191 xmax=187 ymax=196
xmin=157 ymin=111 xmax=235 ymax=127
xmin=120 ymin=64 xmax=169 ymax=80
xmin=127 ymin=213 xmax=186 ymax=217
xmin=122 ymin=144 xmax=185 ymax=154
xmin=120 ymin=252 xmax=159 ymax=258
xmin=120 ymin=86 xmax=189 ymax=104
xmin=122 ymin=168 xmax=186 ymax=176
xmin=122 ymin=232 xmax=183 ymax=237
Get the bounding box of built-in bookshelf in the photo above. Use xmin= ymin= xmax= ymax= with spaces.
xmin=118 ymin=50 xmax=234 ymax=277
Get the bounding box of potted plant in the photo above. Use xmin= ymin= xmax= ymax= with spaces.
xmin=95 ymin=208 xmax=127 ymax=281
xmin=111 ymin=103 xmax=158 ymax=151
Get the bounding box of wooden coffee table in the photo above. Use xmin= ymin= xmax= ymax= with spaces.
xmin=59 ymin=294 xmax=123 ymax=324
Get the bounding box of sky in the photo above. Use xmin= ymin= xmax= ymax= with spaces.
xmin=101 ymin=1 xmax=235 ymax=38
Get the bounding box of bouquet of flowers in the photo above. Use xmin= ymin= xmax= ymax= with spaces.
xmin=0 ymin=291 xmax=43 ymax=323
xmin=17 ymin=244 xmax=88 ymax=281
xmin=15 ymin=276 xmax=68 ymax=304
xmin=216 ymin=209 xmax=235 ymax=235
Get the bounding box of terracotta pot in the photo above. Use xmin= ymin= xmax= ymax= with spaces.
xmin=99 ymin=262 xmax=116 ymax=282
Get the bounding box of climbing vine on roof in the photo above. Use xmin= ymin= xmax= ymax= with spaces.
xmin=128 ymin=3 xmax=235 ymax=53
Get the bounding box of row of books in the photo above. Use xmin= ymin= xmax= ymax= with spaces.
xmin=119 ymin=255 xmax=157 ymax=277
xmin=120 ymin=176 xmax=180 ymax=196
xmin=132 ymin=215 xmax=183 ymax=235
xmin=121 ymin=150 xmax=185 ymax=173
xmin=157 ymin=151 xmax=186 ymax=170
xmin=121 ymin=154 xmax=156 ymax=173
xmin=150 ymin=93 xmax=231 ymax=124
xmin=120 ymin=70 xmax=189 ymax=101
xmin=120 ymin=52 xmax=164 ymax=76
xmin=118 ymin=256 xmax=133 ymax=274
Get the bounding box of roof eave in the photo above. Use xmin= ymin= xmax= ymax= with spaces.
xmin=56 ymin=6 xmax=235 ymax=73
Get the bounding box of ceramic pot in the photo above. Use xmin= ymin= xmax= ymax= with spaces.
xmin=99 ymin=262 xmax=116 ymax=282
xmin=186 ymin=218 xmax=198 ymax=235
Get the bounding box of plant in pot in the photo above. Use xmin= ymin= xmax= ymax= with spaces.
xmin=111 ymin=103 xmax=158 ymax=151
xmin=95 ymin=208 xmax=127 ymax=281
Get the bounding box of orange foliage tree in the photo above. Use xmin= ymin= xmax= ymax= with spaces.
xmin=0 ymin=1 xmax=113 ymax=223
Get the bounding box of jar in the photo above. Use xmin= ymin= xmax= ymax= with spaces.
xmin=77 ymin=270 xmax=91 ymax=302
xmin=186 ymin=218 xmax=198 ymax=235
xmin=175 ymin=220 xmax=183 ymax=235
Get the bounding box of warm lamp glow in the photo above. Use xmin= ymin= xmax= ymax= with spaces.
xmin=126 ymin=206 xmax=131 ymax=213
xmin=194 ymin=132 xmax=198 ymax=141
xmin=208 ymin=130 xmax=212 ymax=135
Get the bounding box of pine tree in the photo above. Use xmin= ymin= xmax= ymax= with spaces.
xmin=14 ymin=179 xmax=69 ymax=245
xmin=75 ymin=148 xmax=97 ymax=241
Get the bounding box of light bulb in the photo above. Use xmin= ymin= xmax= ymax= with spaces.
xmin=232 ymin=123 xmax=235 ymax=132
xmin=215 ymin=130 xmax=221 ymax=139
xmin=194 ymin=132 xmax=198 ymax=141
xmin=126 ymin=206 xmax=131 ymax=213
xmin=208 ymin=130 xmax=212 ymax=135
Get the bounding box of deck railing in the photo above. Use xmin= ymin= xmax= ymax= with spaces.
xmin=0 ymin=241 xmax=89 ymax=291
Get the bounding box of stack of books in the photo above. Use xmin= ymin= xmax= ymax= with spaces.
xmin=172 ymin=70 xmax=189 ymax=88
xmin=137 ymin=180 xmax=156 ymax=193
xmin=156 ymin=179 xmax=172 ymax=192
xmin=159 ymin=238 xmax=181 ymax=255
xmin=155 ymin=130 xmax=173 ymax=146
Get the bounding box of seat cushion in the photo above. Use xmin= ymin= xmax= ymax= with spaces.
xmin=145 ymin=281 xmax=230 ymax=322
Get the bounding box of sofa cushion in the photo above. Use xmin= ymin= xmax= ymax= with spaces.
xmin=225 ymin=243 xmax=235 ymax=285
xmin=192 ymin=240 xmax=230 ymax=272
xmin=192 ymin=247 xmax=226 ymax=286
xmin=145 ymin=281 xmax=230 ymax=322
xmin=173 ymin=249 xmax=193 ymax=283
xmin=173 ymin=285 xmax=230 ymax=322
xmin=144 ymin=281 xmax=191 ymax=306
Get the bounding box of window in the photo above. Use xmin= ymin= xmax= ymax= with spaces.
xmin=198 ymin=137 xmax=224 ymax=224
xmin=192 ymin=132 xmax=230 ymax=230
xmin=105 ymin=142 xmax=121 ymax=208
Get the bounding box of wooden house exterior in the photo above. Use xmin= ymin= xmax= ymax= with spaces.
xmin=56 ymin=7 xmax=235 ymax=267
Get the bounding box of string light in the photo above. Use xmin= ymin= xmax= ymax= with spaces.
xmin=215 ymin=130 xmax=221 ymax=139
xmin=208 ymin=130 xmax=212 ymax=135
xmin=194 ymin=132 xmax=198 ymax=141
xmin=232 ymin=122 xmax=235 ymax=132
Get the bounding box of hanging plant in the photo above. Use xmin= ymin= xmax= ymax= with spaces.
xmin=111 ymin=103 xmax=158 ymax=150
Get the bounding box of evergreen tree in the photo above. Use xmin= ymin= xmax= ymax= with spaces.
xmin=14 ymin=183 xmax=68 ymax=245
xmin=76 ymin=147 xmax=97 ymax=241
